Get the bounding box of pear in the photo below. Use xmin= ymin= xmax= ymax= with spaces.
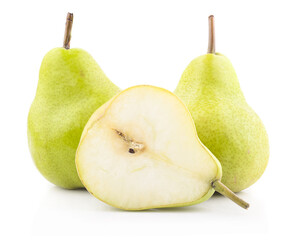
xmin=76 ymin=85 xmax=249 ymax=210
xmin=28 ymin=13 xmax=120 ymax=189
xmin=174 ymin=16 xmax=269 ymax=192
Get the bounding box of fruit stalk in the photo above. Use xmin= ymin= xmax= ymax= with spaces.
xmin=63 ymin=12 xmax=73 ymax=49
xmin=212 ymin=180 xmax=249 ymax=209
xmin=207 ymin=15 xmax=215 ymax=54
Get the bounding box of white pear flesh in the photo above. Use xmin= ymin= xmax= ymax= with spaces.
xmin=76 ymin=86 xmax=222 ymax=210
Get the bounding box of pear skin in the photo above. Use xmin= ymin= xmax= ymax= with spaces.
xmin=28 ymin=14 xmax=120 ymax=189
xmin=174 ymin=16 xmax=269 ymax=192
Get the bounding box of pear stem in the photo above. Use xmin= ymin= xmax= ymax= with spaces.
xmin=207 ymin=15 xmax=215 ymax=54
xmin=212 ymin=180 xmax=249 ymax=209
xmin=63 ymin=13 xmax=73 ymax=49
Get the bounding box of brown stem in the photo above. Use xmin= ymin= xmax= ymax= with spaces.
xmin=63 ymin=13 xmax=73 ymax=49
xmin=207 ymin=15 xmax=215 ymax=54
xmin=212 ymin=180 xmax=250 ymax=209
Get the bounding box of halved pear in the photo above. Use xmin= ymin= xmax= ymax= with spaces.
xmin=76 ymin=85 xmax=249 ymax=210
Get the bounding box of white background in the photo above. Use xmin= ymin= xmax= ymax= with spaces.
xmin=0 ymin=0 xmax=291 ymax=239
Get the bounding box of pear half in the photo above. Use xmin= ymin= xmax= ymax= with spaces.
xmin=76 ymin=85 xmax=248 ymax=210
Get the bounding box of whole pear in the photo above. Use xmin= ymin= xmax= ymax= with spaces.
xmin=27 ymin=13 xmax=120 ymax=189
xmin=174 ymin=16 xmax=269 ymax=192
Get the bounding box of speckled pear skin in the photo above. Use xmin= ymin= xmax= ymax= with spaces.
xmin=28 ymin=47 xmax=120 ymax=189
xmin=174 ymin=53 xmax=269 ymax=192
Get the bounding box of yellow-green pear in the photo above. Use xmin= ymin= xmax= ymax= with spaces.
xmin=174 ymin=16 xmax=269 ymax=192
xmin=76 ymin=85 xmax=249 ymax=210
xmin=28 ymin=13 xmax=120 ymax=189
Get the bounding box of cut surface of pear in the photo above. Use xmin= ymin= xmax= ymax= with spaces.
xmin=76 ymin=85 xmax=248 ymax=210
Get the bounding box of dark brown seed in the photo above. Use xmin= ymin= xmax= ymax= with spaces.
xmin=129 ymin=148 xmax=135 ymax=154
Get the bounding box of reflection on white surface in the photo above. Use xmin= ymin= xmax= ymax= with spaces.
xmin=31 ymin=186 xmax=268 ymax=236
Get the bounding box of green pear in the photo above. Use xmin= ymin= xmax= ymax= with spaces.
xmin=76 ymin=85 xmax=249 ymax=210
xmin=174 ymin=16 xmax=269 ymax=192
xmin=27 ymin=13 xmax=120 ymax=189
